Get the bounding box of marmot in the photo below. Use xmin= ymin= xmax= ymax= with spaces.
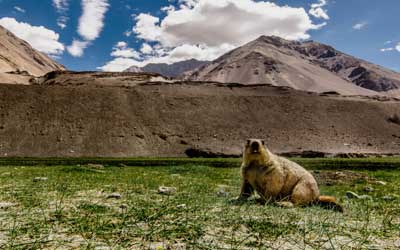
xmin=237 ymin=139 xmax=343 ymax=212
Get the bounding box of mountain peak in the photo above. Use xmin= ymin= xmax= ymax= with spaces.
xmin=254 ymin=35 xmax=290 ymax=46
xmin=184 ymin=35 xmax=400 ymax=96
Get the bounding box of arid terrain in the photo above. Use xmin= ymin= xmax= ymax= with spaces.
xmin=186 ymin=36 xmax=400 ymax=97
xmin=1 ymin=71 xmax=400 ymax=157
xmin=0 ymin=26 xmax=65 ymax=84
xmin=1 ymin=25 xmax=400 ymax=157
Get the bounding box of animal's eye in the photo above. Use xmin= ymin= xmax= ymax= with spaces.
xmin=246 ymin=139 xmax=251 ymax=145
xmin=261 ymin=140 xmax=265 ymax=145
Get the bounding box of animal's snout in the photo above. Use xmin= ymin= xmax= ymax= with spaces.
xmin=251 ymin=141 xmax=260 ymax=153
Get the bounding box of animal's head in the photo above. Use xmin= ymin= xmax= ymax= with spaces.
xmin=243 ymin=139 xmax=269 ymax=164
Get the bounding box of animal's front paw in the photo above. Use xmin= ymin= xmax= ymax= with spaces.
xmin=255 ymin=197 xmax=267 ymax=205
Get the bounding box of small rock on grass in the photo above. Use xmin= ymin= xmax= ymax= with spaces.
xmin=276 ymin=201 xmax=294 ymax=208
xmin=158 ymin=186 xmax=177 ymax=195
xmin=0 ymin=202 xmax=16 ymax=209
xmin=149 ymin=242 xmax=168 ymax=250
xmin=86 ymin=164 xmax=105 ymax=169
xmin=33 ymin=177 xmax=48 ymax=182
xmin=106 ymin=192 xmax=122 ymax=199
xmin=216 ymin=186 xmax=230 ymax=197
xmin=363 ymin=186 xmax=374 ymax=192
xmin=346 ymin=191 xmax=372 ymax=200
xmin=177 ymin=204 xmax=186 ymax=209
xmin=382 ymin=195 xmax=397 ymax=201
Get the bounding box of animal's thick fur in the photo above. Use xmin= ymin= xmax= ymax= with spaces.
xmin=238 ymin=139 xmax=343 ymax=212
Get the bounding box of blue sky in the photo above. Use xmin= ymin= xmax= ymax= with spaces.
xmin=0 ymin=0 xmax=399 ymax=72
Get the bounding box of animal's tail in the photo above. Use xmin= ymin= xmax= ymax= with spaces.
xmin=315 ymin=196 xmax=344 ymax=213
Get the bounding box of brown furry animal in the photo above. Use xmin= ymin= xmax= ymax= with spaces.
xmin=237 ymin=139 xmax=343 ymax=212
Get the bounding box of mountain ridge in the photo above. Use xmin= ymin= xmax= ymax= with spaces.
xmin=185 ymin=35 xmax=400 ymax=96
xmin=0 ymin=25 xmax=65 ymax=84
xmin=124 ymin=59 xmax=208 ymax=77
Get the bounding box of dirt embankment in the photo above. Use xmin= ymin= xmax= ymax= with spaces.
xmin=0 ymin=79 xmax=400 ymax=157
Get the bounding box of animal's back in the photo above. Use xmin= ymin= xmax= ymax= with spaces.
xmin=272 ymin=154 xmax=319 ymax=198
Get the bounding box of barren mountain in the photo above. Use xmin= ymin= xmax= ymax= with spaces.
xmin=125 ymin=59 xmax=208 ymax=77
xmin=1 ymin=71 xmax=400 ymax=157
xmin=185 ymin=36 xmax=400 ymax=96
xmin=0 ymin=25 xmax=65 ymax=84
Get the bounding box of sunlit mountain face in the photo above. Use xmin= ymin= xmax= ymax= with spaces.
xmin=0 ymin=0 xmax=399 ymax=72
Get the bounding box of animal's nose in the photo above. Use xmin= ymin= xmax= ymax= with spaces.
xmin=251 ymin=141 xmax=260 ymax=151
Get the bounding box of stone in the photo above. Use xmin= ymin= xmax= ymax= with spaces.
xmin=149 ymin=242 xmax=168 ymax=250
xmin=177 ymin=204 xmax=187 ymax=209
xmin=382 ymin=195 xmax=396 ymax=201
xmin=374 ymin=181 xmax=387 ymax=186
xmin=158 ymin=186 xmax=177 ymax=195
xmin=363 ymin=186 xmax=374 ymax=192
xmin=0 ymin=202 xmax=15 ymax=209
xmin=276 ymin=201 xmax=294 ymax=208
xmin=106 ymin=193 xmax=122 ymax=199
xmin=216 ymin=186 xmax=230 ymax=197
xmin=33 ymin=177 xmax=48 ymax=182
xmin=86 ymin=164 xmax=105 ymax=169
xmin=335 ymin=172 xmax=346 ymax=178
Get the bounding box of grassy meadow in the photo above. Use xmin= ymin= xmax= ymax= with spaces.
xmin=0 ymin=158 xmax=399 ymax=249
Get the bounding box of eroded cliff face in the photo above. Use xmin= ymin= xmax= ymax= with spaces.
xmin=1 ymin=74 xmax=399 ymax=157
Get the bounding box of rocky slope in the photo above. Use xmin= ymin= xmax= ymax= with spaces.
xmin=0 ymin=72 xmax=399 ymax=157
xmin=0 ymin=25 xmax=65 ymax=84
xmin=185 ymin=36 xmax=400 ymax=96
xmin=125 ymin=59 xmax=208 ymax=77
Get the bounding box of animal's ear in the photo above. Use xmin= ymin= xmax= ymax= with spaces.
xmin=261 ymin=140 xmax=265 ymax=145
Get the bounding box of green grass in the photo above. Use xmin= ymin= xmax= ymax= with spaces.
xmin=0 ymin=160 xmax=399 ymax=249
xmin=1 ymin=156 xmax=400 ymax=170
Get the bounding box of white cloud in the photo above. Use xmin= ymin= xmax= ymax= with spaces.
xmin=140 ymin=43 xmax=153 ymax=54
xmin=124 ymin=30 xmax=132 ymax=37
xmin=353 ymin=22 xmax=367 ymax=30
xmin=57 ymin=16 xmax=68 ymax=29
xmin=0 ymin=17 xmax=64 ymax=56
xmin=380 ymin=48 xmax=394 ymax=52
xmin=98 ymin=57 xmax=140 ymax=72
xmin=67 ymin=0 xmax=109 ymax=57
xmin=110 ymin=42 xmax=141 ymax=59
xmin=78 ymin=0 xmax=109 ymax=41
xmin=53 ymin=0 xmax=69 ymax=29
xmin=116 ymin=41 xmax=127 ymax=48
xmin=380 ymin=42 xmax=400 ymax=53
xmin=98 ymin=42 xmax=142 ymax=71
xmin=67 ymin=40 xmax=89 ymax=57
xmin=134 ymin=14 xmax=162 ymax=42
xmin=14 ymin=6 xmax=26 ymax=13
xmin=53 ymin=0 xmax=69 ymax=12
xmin=101 ymin=0 xmax=329 ymax=71
xmin=135 ymin=0 xmax=323 ymax=46
xmin=309 ymin=0 xmax=329 ymax=20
